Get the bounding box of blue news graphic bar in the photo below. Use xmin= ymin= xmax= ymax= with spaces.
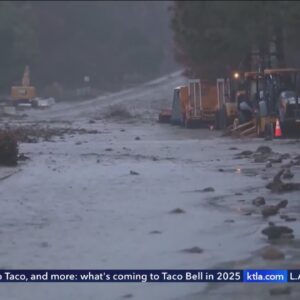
xmin=1 ymin=269 xmax=300 ymax=283
xmin=0 ymin=270 xmax=243 ymax=283
xmin=288 ymin=270 xmax=300 ymax=282
xmin=243 ymin=270 xmax=287 ymax=283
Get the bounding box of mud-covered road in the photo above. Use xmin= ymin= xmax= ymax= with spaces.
xmin=0 ymin=71 xmax=300 ymax=299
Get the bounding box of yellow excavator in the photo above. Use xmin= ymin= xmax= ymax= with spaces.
xmin=11 ymin=66 xmax=36 ymax=106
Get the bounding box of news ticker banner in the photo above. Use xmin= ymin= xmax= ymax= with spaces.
xmin=0 ymin=270 xmax=300 ymax=283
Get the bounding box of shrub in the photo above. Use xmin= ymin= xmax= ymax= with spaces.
xmin=103 ymin=104 xmax=133 ymax=119
xmin=0 ymin=130 xmax=18 ymax=166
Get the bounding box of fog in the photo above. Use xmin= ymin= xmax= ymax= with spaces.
xmin=0 ymin=1 xmax=177 ymax=93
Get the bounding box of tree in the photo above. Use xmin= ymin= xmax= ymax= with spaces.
xmin=28 ymin=1 xmax=175 ymax=90
xmin=0 ymin=1 xmax=176 ymax=93
xmin=0 ymin=1 xmax=38 ymax=90
xmin=171 ymin=1 xmax=300 ymax=80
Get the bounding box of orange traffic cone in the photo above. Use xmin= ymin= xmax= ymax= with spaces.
xmin=275 ymin=119 xmax=282 ymax=138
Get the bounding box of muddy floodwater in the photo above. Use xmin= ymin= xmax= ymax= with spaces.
xmin=0 ymin=72 xmax=300 ymax=299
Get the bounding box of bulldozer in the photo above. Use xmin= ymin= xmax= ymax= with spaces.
xmin=11 ymin=66 xmax=36 ymax=106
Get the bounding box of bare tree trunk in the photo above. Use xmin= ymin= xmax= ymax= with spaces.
xmin=274 ymin=25 xmax=285 ymax=68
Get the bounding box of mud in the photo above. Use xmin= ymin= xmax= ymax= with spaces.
xmin=0 ymin=124 xmax=100 ymax=143
xmin=0 ymin=71 xmax=299 ymax=300
xmin=262 ymin=223 xmax=294 ymax=240
xmin=266 ymin=169 xmax=300 ymax=193
xmin=260 ymin=245 xmax=285 ymax=260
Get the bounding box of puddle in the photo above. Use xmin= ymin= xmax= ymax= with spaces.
xmin=219 ymin=167 xmax=259 ymax=177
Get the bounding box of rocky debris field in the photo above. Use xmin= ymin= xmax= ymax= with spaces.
xmin=0 ymin=71 xmax=300 ymax=300
xmin=0 ymin=124 xmax=100 ymax=144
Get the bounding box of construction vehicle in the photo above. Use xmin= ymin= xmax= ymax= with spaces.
xmin=9 ymin=66 xmax=55 ymax=109
xmin=11 ymin=66 xmax=36 ymax=106
xmin=219 ymin=70 xmax=267 ymax=137
xmin=162 ymin=80 xmax=218 ymax=128
xmin=226 ymin=68 xmax=300 ymax=138
xmin=180 ymin=80 xmax=218 ymax=128
xmin=184 ymin=79 xmax=218 ymax=128
xmin=256 ymin=68 xmax=300 ymax=137
xmin=215 ymin=77 xmax=235 ymax=129
xmin=158 ymin=108 xmax=172 ymax=123
xmin=170 ymin=85 xmax=188 ymax=125
xmin=241 ymin=71 xmax=264 ymax=135
xmin=161 ymin=68 xmax=300 ymax=138
xmin=170 ymin=86 xmax=181 ymax=125
xmin=161 ymin=76 xmax=253 ymax=129
xmin=215 ymin=71 xmax=262 ymax=130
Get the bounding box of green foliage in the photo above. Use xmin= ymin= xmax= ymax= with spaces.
xmin=0 ymin=130 xmax=18 ymax=166
xmin=171 ymin=1 xmax=300 ymax=79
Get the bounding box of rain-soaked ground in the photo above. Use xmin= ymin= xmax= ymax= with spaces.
xmin=0 ymin=72 xmax=300 ymax=299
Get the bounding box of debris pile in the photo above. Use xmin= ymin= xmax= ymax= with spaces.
xmin=228 ymin=143 xmax=300 ymax=265
xmin=200 ymin=187 xmax=215 ymax=192
xmin=260 ymin=246 xmax=285 ymax=260
xmin=223 ymin=120 xmax=256 ymax=138
xmin=1 ymin=125 xmax=100 ymax=143
xmin=181 ymin=246 xmax=203 ymax=254
xmin=266 ymin=169 xmax=300 ymax=193
xmin=102 ymin=104 xmax=134 ymax=120
xmin=269 ymin=286 xmax=292 ymax=296
xmin=261 ymin=222 xmax=294 ymax=240
xmin=129 ymin=170 xmax=139 ymax=175
xmin=261 ymin=200 xmax=288 ymax=217
xmin=0 ymin=130 xmax=18 ymax=166
xmin=169 ymin=208 xmax=186 ymax=214
xmin=235 ymin=146 xmax=288 ymax=164
xmin=252 ymin=196 xmax=266 ymax=206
